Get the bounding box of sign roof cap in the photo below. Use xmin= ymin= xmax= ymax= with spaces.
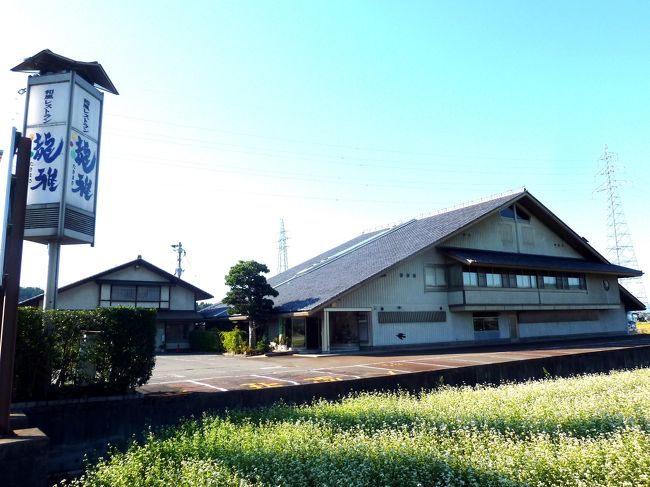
xmin=11 ymin=49 xmax=118 ymax=95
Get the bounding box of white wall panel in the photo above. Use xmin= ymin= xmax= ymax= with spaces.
xmin=56 ymin=281 xmax=98 ymax=309
xmin=170 ymin=286 xmax=196 ymax=310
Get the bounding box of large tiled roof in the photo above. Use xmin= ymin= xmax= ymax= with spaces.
xmin=268 ymin=191 xmax=526 ymax=313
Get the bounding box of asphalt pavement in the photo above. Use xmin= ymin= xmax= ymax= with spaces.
xmin=138 ymin=334 xmax=650 ymax=395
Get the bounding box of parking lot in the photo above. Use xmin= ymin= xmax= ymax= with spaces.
xmin=138 ymin=334 xmax=650 ymax=395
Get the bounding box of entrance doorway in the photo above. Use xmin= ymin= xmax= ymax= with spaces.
xmin=284 ymin=317 xmax=320 ymax=351
xmin=329 ymin=311 xmax=370 ymax=351
xmin=306 ymin=316 xmax=320 ymax=350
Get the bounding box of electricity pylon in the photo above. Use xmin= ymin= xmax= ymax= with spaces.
xmin=596 ymin=145 xmax=647 ymax=307
xmin=277 ymin=219 xmax=289 ymax=274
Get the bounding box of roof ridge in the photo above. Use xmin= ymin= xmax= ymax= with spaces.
xmin=362 ymin=187 xmax=526 ymax=233
xmin=273 ymin=218 xmax=418 ymax=288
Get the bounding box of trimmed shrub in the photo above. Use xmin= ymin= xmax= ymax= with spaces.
xmin=189 ymin=329 xmax=223 ymax=352
xmin=89 ymin=307 xmax=157 ymax=393
xmin=13 ymin=307 xmax=157 ymax=401
xmin=220 ymin=326 xmax=246 ymax=354
xmin=50 ymin=310 xmax=88 ymax=387
xmin=13 ymin=307 xmax=51 ymax=401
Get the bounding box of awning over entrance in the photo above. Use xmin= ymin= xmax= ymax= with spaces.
xmin=440 ymin=247 xmax=642 ymax=278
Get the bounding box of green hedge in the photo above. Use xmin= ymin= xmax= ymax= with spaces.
xmin=13 ymin=307 xmax=156 ymax=401
xmin=188 ymin=329 xmax=223 ymax=352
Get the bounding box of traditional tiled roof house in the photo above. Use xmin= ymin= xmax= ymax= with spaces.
xmin=243 ymin=189 xmax=643 ymax=352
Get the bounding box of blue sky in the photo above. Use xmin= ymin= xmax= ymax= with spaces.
xmin=1 ymin=1 xmax=649 ymax=302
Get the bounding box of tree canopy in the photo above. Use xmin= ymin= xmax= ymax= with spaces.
xmin=19 ymin=286 xmax=44 ymax=302
xmin=222 ymin=260 xmax=278 ymax=348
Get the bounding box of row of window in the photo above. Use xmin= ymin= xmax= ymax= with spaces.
xmin=462 ymin=268 xmax=586 ymax=290
xmin=425 ymin=264 xmax=587 ymax=291
xmin=112 ymin=285 xmax=161 ymax=301
xmin=100 ymin=284 xmax=171 ymax=309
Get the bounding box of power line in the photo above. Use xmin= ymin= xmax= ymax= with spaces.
xmin=107 ymin=113 xmax=593 ymax=165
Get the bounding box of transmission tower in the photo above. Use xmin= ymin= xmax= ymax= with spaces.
xmin=596 ymin=145 xmax=647 ymax=306
xmin=171 ymin=242 xmax=186 ymax=278
xmin=277 ymin=219 xmax=289 ymax=274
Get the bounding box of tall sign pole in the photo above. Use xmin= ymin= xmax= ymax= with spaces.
xmin=12 ymin=50 xmax=118 ymax=309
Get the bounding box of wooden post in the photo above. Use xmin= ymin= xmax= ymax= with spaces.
xmin=0 ymin=137 xmax=31 ymax=435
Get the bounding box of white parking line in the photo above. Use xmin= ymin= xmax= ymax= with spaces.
xmin=355 ymin=364 xmax=410 ymax=373
xmin=188 ymin=380 xmax=228 ymax=392
xmin=149 ymin=374 xmax=239 ymax=385
xmin=406 ymin=361 xmax=457 ymax=369
xmin=431 ymin=357 xmax=494 ymax=365
xmin=250 ymin=374 xmax=300 ymax=385
xmin=260 ymin=366 xmax=286 ymax=370
xmin=313 ymin=369 xmax=362 ymax=379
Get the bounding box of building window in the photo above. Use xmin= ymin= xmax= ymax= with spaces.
xmin=473 ymin=313 xmax=499 ymax=332
xmin=500 ymin=206 xmax=516 ymax=219
xmin=500 ymin=204 xmax=530 ymax=221
xmin=103 ymin=283 xmax=169 ymax=309
xmin=112 ymin=285 xmax=136 ymax=301
xmin=463 ymin=271 xmax=478 ymax=287
xmin=486 ymin=272 xmax=502 ymax=287
xmin=137 ymin=286 xmax=161 ymax=301
xmin=515 ymin=207 xmax=530 ymax=221
xmin=542 ymin=276 xmax=557 ymax=289
xmin=425 ymin=265 xmax=447 ymax=288
xmin=516 ymin=274 xmax=537 ymax=288
xmin=567 ymin=277 xmax=583 ymax=290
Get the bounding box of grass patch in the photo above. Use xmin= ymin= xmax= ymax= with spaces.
xmin=61 ymin=368 xmax=650 ymax=486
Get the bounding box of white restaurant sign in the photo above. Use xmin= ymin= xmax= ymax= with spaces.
xmin=24 ymin=72 xmax=104 ymax=243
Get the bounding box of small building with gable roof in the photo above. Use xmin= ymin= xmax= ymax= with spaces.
xmin=21 ymin=256 xmax=213 ymax=351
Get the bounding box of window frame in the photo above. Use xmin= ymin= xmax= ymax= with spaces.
xmin=424 ymin=264 xmax=447 ymax=290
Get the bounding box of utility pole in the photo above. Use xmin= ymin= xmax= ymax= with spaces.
xmin=277 ymin=219 xmax=289 ymax=274
xmin=171 ymin=242 xmax=186 ymax=278
xmin=596 ymin=145 xmax=648 ymax=307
